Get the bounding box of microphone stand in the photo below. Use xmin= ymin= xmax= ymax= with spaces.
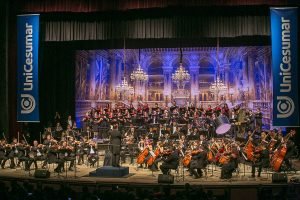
xmin=73 ymin=144 xmax=79 ymax=178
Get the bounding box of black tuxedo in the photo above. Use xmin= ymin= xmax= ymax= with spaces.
xmin=160 ymin=150 xmax=179 ymax=174
xmin=109 ymin=129 xmax=121 ymax=167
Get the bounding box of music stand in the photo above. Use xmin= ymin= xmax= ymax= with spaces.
xmin=187 ymin=135 xmax=199 ymax=141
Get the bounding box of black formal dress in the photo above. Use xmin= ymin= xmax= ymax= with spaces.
xmin=109 ymin=129 xmax=122 ymax=167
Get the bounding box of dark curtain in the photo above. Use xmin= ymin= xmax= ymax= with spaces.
xmin=0 ymin=0 xmax=8 ymax=135
xmin=39 ymin=44 xmax=75 ymax=130
xmin=14 ymin=0 xmax=289 ymax=13
xmin=42 ymin=15 xmax=270 ymax=41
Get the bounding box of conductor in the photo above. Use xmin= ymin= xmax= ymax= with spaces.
xmin=109 ymin=124 xmax=122 ymax=167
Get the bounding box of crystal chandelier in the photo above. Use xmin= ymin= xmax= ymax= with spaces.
xmin=116 ymin=77 xmax=134 ymax=93
xmin=209 ymin=76 xmax=228 ymax=93
xmin=172 ymin=48 xmax=190 ymax=86
xmin=130 ymin=64 xmax=148 ymax=81
xmin=116 ymin=38 xmax=133 ymax=95
xmin=209 ymin=38 xmax=228 ymax=100
xmin=130 ymin=50 xmax=148 ymax=81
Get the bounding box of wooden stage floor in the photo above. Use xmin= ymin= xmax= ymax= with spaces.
xmin=0 ymin=159 xmax=299 ymax=187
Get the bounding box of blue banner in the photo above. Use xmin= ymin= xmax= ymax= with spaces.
xmin=17 ymin=14 xmax=40 ymax=122
xmin=271 ymin=8 xmax=299 ymax=127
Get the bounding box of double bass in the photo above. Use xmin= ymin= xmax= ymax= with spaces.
xmin=271 ymin=130 xmax=295 ymax=172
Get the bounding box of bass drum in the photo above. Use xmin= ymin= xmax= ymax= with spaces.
xmin=215 ymin=116 xmax=231 ymax=135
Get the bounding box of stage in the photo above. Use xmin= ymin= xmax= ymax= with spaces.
xmin=0 ymin=158 xmax=299 ymax=200
xmin=0 ymin=158 xmax=299 ymax=186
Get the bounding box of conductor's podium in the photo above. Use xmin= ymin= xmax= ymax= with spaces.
xmin=89 ymin=166 xmax=129 ymax=178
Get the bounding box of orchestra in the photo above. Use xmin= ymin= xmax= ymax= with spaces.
xmin=0 ymin=102 xmax=297 ymax=180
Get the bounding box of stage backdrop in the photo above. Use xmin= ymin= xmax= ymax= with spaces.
xmin=75 ymin=46 xmax=273 ymax=128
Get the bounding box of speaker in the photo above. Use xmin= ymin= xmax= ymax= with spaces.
xmin=272 ymin=173 xmax=287 ymax=183
xmin=158 ymin=174 xmax=174 ymax=184
xmin=34 ymin=169 xmax=50 ymax=178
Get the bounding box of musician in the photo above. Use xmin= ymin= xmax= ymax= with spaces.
xmin=16 ymin=140 xmax=31 ymax=170
xmin=191 ymin=128 xmax=200 ymax=138
xmin=58 ymin=140 xmax=75 ymax=171
xmin=0 ymin=140 xmax=8 ymax=169
xmin=7 ymin=138 xmax=19 ymax=169
xmin=247 ymin=110 xmax=255 ymax=132
xmin=222 ymin=104 xmax=230 ymax=118
xmin=109 ymin=124 xmax=122 ymax=167
xmin=171 ymin=122 xmax=178 ymax=135
xmin=26 ymin=140 xmax=44 ymax=170
xmin=42 ymin=140 xmax=64 ymax=173
xmin=189 ymin=145 xmax=207 ymax=179
xmin=149 ymin=111 xmax=159 ymax=124
xmin=214 ymin=105 xmax=222 ymax=117
xmin=254 ymin=108 xmax=263 ymax=132
xmin=149 ymin=142 xmax=164 ymax=171
xmin=170 ymin=100 xmax=177 ymax=111
xmin=124 ymin=124 xmax=136 ymax=143
xmin=186 ymin=124 xmax=193 ymax=136
xmin=251 ymin=144 xmax=269 ymax=177
xmin=87 ymin=140 xmax=98 ymax=167
xmin=206 ymin=105 xmax=213 ymax=117
xmin=220 ymin=153 xmax=238 ymax=179
xmin=160 ymin=146 xmax=179 ymax=175
xmin=281 ymin=130 xmax=297 ymax=171
xmin=67 ymin=115 xmax=74 ymax=129
xmin=54 ymin=111 xmax=61 ymax=124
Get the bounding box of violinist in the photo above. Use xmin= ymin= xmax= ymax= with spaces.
xmin=251 ymin=144 xmax=269 ymax=178
xmin=87 ymin=140 xmax=98 ymax=167
xmin=160 ymin=146 xmax=179 ymax=175
xmin=0 ymin=140 xmax=8 ymax=169
xmin=16 ymin=140 xmax=31 ymax=170
xmin=189 ymin=145 xmax=207 ymax=179
xmin=3 ymin=138 xmax=17 ymax=169
xmin=58 ymin=140 xmax=75 ymax=171
xmin=42 ymin=140 xmax=64 ymax=173
xmin=29 ymin=141 xmax=46 ymax=169
xmin=77 ymin=137 xmax=88 ymax=165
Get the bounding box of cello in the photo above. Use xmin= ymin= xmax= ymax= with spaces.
xmin=147 ymin=147 xmax=161 ymax=166
xmin=243 ymin=130 xmax=255 ymax=161
xmin=136 ymin=148 xmax=149 ymax=164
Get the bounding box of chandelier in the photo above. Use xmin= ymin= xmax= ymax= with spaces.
xmin=116 ymin=77 xmax=134 ymax=93
xmin=209 ymin=38 xmax=228 ymax=99
xmin=130 ymin=64 xmax=148 ymax=81
xmin=172 ymin=48 xmax=190 ymax=85
xmin=116 ymin=38 xmax=134 ymax=96
xmin=209 ymin=76 xmax=228 ymax=93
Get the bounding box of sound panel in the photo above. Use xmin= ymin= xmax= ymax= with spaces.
xmin=272 ymin=173 xmax=287 ymax=183
xmin=158 ymin=174 xmax=174 ymax=184
xmin=34 ymin=169 xmax=50 ymax=178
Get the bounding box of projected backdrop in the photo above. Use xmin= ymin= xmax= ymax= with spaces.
xmin=75 ymin=47 xmax=272 ymax=127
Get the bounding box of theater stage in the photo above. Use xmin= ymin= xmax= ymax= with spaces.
xmin=0 ymin=159 xmax=298 ymax=187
